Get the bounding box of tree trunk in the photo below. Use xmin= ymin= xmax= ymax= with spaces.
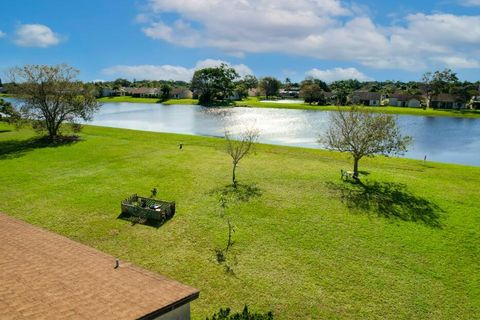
xmin=232 ymin=162 xmax=237 ymax=186
xmin=226 ymin=219 xmax=233 ymax=253
xmin=353 ymin=157 xmax=360 ymax=180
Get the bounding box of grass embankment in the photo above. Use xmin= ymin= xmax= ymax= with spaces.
xmin=1 ymin=123 xmax=479 ymax=319
xmin=97 ymin=95 xmax=480 ymax=118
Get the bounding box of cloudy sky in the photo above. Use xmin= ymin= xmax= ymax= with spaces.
xmin=0 ymin=0 xmax=479 ymax=82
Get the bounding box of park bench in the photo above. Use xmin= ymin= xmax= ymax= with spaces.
xmin=121 ymin=194 xmax=175 ymax=222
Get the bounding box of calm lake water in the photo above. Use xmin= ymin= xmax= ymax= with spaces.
xmin=5 ymin=99 xmax=480 ymax=166
xmin=88 ymin=103 xmax=480 ymax=166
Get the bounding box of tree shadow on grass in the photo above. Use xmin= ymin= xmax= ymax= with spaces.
xmin=0 ymin=136 xmax=80 ymax=160
xmin=327 ymin=180 xmax=444 ymax=228
xmin=209 ymin=182 xmax=263 ymax=203
xmin=0 ymin=130 xmax=12 ymax=133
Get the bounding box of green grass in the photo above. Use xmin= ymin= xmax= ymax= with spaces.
xmin=96 ymin=95 xmax=480 ymax=118
xmin=1 ymin=123 xmax=479 ymax=319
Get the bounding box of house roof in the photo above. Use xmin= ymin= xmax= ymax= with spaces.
xmin=125 ymin=87 xmax=159 ymax=95
xmin=0 ymin=213 xmax=199 ymax=320
xmin=431 ymin=93 xmax=462 ymax=102
xmin=171 ymin=87 xmax=191 ymax=95
xmin=352 ymin=91 xmax=381 ymax=100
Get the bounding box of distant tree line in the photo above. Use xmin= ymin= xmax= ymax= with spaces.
xmin=3 ymin=66 xmax=479 ymax=107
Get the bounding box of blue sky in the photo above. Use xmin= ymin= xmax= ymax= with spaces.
xmin=1 ymin=0 xmax=479 ymax=83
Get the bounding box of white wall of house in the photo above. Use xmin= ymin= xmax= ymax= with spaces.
xmin=155 ymin=303 xmax=191 ymax=320
xmin=407 ymin=99 xmax=421 ymax=108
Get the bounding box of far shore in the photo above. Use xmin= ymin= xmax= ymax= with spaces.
xmin=96 ymin=95 xmax=480 ymax=119
xmin=3 ymin=94 xmax=479 ymax=118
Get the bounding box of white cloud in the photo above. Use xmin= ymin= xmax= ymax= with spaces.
xmin=0 ymin=30 xmax=6 ymax=38
xmin=139 ymin=0 xmax=480 ymax=71
xmin=102 ymin=59 xmax=253 ymax=81
xmin=194 ymin=59 xmax=253 ymax=77
xmin=14 ymin=24 xmax=61 ymax=48
xmin=460 ymin=0 xmax=480 ymax=6
xmin=306 ymin=67 xmax=373 ymax=82
xmin=430 ymin=56 xmax=480 ymax=69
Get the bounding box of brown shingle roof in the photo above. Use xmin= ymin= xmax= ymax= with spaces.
xmin=431 ymin=93 xmax=461 ymax=102
xmin=352 ymin=91 xmax=381 ymax=100
xmin=125 ymin=87 xmax=159 ymax=95
xmin=0 ymin=213 xmax=199 ymax=320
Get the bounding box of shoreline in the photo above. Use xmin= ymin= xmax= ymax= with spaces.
xmin=96 ymin=96 xmax=480 ymax=119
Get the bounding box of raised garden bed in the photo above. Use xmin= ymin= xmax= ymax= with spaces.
xmin=121 ymin=194 xmax=175 ymax=222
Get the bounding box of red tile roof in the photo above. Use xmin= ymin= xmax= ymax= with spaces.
xmin=0 ymin=213 xmax=199 ymax=320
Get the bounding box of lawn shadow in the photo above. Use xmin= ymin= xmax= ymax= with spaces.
xmin=327 ymin=180 xmax=444 ymax=228
xmin=0 ymin=130 xmax=12 ymax=133
xmin=0 ymin=136 xmax=80 ymax=160
xmin=116 ymin=212 xmax=166 ymax=229
xmin=209 ymin=182 xmax=263 ymax=203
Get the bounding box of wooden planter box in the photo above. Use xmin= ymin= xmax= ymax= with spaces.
xmin=121 ymin=194 xmax=175 ymax=222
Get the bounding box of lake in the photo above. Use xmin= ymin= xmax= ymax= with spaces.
xmin=5 ymin=99 xmax=480 ymax=166
xmin=88 ymin=103 xmax=480 ymax=166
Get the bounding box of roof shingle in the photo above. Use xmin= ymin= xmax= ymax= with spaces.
xmin=0 ymin=213 xmax=199 ymax=320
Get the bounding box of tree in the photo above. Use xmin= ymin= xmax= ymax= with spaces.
xmin=330 ymin=79 xmax=361 ymax=105
xmin=258 ymin=77 xmax=281 ymax=99
xmin=300 ymin=83 xmax=325 ymax=105
xmin=322 ymin=107 xmax=411 ymax=179
xmin=303 ymin=77 xmax=330 ymax=92
xmin=422 ymin=69 xmax=458 ymax=108
xmin=0 ymin=98 xmax=20 ymax=123
xmin=234 ymin=75 xmax=258 ymax=99
xmin=9 ymin=64 xmax=99 ymax=141
xmin=160 ymin=83 xmax=171 ymax=101
xmin=225 ymin=127 xmax=259 ymax=186
xmin=242 ymin=75 xmax=258 ymax=90
xmin=191 ymin=64 xmax=239 ymax=104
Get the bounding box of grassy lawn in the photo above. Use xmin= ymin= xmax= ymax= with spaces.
xmin=96 ymin=95 xmax=480 ymax=118
xmin=1 ymin=123 xmax=479 ymax=319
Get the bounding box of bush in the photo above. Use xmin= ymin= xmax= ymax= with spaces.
xmin=207 ymin=305 xmax=273 ymax=320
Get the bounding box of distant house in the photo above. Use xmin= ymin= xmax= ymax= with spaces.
xmin=170 ymin=87 xmax=193 ymax=99
xmin=430 ymin=94 xmax=466 ymax=109
xmin=125 ymin=87 xmax=160 ymax=98
xmin=248 ymin=88 xmax=259 ymax=97
xmin=101 ymin=88 xmax=115 ymax=97
xmin=468 ymin=96 xmax=480 ymax=110
xmin=350 ymin=91 xmax=382 ymax=106
xmin=386 ymin=94 xmax=422 ymax=108
xmin=0 ymin=213 xmax=199 ymax=320
xmin=279 ymin=88 xmax=300 ymax=98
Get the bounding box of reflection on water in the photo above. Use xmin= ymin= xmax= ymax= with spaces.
xmin=86 ymin=103 xmax=480 ymax=166
xmin=5 ymin=98 xmax=480 ymax=166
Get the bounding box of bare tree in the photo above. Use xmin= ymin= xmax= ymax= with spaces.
xmin=225 ymin=127 xmax=259 ymax=185
xmin=322 ymin=107 xmax=412 ymax=179
xmin=9 ymin=64 xmax=99 ymax=141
